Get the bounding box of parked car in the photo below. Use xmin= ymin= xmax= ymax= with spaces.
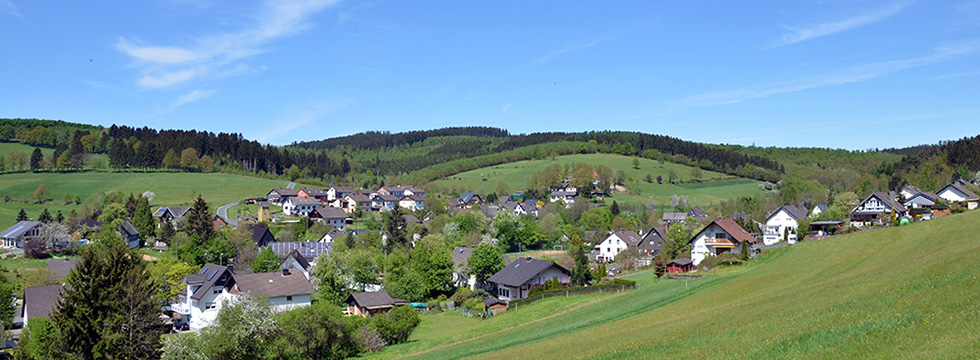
xmin=172 ymin=318 xmax=189 ymax=332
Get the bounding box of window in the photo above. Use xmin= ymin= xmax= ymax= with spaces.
xmin=498 ymin=288 xmax=510 ymax=297
xmin=206 ymin=302 xmax=216 ymax=310
xmin=715 ymin=232 xmax=727 ymax=239
xmin=286 ymin=296 xmax=293 ymax=301
xmin=213 ymin=289 xmax=221 ymax=294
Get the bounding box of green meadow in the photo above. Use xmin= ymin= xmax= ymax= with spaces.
xmin=430 ymin=153 xmax=764 ymax=209
xmin=374 ymin=210 xmax=980 ymax=359
xmin=0 ymin=172 xmax=291 ymax=226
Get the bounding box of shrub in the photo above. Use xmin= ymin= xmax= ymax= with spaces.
xmin=450 ymin=288 xmax=473 ymax=306
xmin=696 ymin=256 xmax=717 ymax=271
xmin=716 ymin=252 xmax=743 ymax=266
xmin=372 ymin=305 xmax=420 ymax=345
xmin=462 ymin=297 xmax=486 ymax=312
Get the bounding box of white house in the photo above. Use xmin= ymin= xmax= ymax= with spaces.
xmin=1 ymin=220 xmax=42 ymax=248
xmin=311 ymin=207 xmax=350 ymax=229
xmin=762 ymin=205 xmax=808 ymax=245
xmin=172 ymin=264 xmax=314 ymax=330
xmin=372 ymin=194 xmax=401 ymax=211
xmin=594 ymin=230 xmax=643 ymax=262
xmin=689 ymin=219 xmax=757 ymax=267
xmin=404 ymin=187 xmax=426 ymax=198
xmin=549 ymin=190 xmax=577 ymax=205
xmin=937 ymin=183 xmax=979 ymax=210
xmin=343 ymin=194 xmax=373 ymax=213
xmin=811 ymin=204 xmax=828 ymax=218
xmin=282 ymin=197 xmax=321 ymax=217
xmin=904 ymin=192 xmax=939 ymax=220
xmin=327 ymin=186 xmax=355 ymax=202
xmin=898 ymin=184 xmax=922 ymax=202
xmin=487 ymin=257 xmax=570 ymax=301
xmin=398 ymin=195 xmax=425 ymax=211
xmin=281 ymin=249 xmax=313 ymax=279
xmin=450 ymin=246 xmax=477 ymax=290
xmin=850 ymin=192 xmax=908 ymax=227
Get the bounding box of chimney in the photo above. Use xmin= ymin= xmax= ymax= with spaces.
xmin=282 ymin=268 xmax=291 ymax=277
xmin=526 ymin=256 xmax=532 ymax=261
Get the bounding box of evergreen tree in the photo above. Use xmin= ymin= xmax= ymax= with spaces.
xmin=51 ymin=235 xmax=164 ymax=359
xmin=69 ymin=209 xmax=78 ymax=219
xmin=251 ymin=247 xmax=280 ymax=273
xmin=569 ymin=234 xmax=591 ymax=286
xmin=38 ymin=208 xmax=53 ymax=224
xmin=383 ymin=205 xmax=407 ymax=252
xmin=125 ymin=193 xmax=138 ymax=218
xmin=62 ymin=192 xmax=73 ymax=204
xmin=133 ymin=196 xmax=155 ymax=241
xmin=186 ymin=195 xmax=213 ymax=240
xmin=610 ymin=201 xmax=620 ymax=216
xmin=30 ymin=147 xmax=43 ymax=172
xmin=17 ymin=208 xmax=28 ymax=221
xmin=56 ymin=210 xmax=64 ymax=224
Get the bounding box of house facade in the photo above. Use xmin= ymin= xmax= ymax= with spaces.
xmin=345 ymin=290 xmax=406 ymax=317
xmin=327 ymin=186 xmax=355 ymax=202
xmin=595 ymin=231 xmax=643 ymax=263
xmin=310 ymin=207 xmax=350 ymax=229
xmin=398 ymin=195 xmax=425 ymax=211
xmin=487 ymin=257 xmax=570 ymax=301
xmin=937 ymin=183 xmax=979 ymax=210
xmin=267 ymin=188 xmax=298 ymax=206
xmin=343 ymin=194 xmax=373 ymax=213
xmin=1 ymin=220 xmax=42 ymax=248
xmin=282 ymin=197 xmax=321 ymax=217
xmin=762 ymin=205 xmax=808 ymax=245
xmin=689 ymin=218 xmax=757 ymax=266
xmin=850 ymin=192 xmax=908 ymax=227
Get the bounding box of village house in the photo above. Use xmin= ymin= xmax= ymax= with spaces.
xmin=309 ymin=207 xmax=351 ymax=229
xmin=75 ymin=219 xmax=141 ymax=248
xmin=377 ymin=186 xmax=408 ymax=196
xmin=266 ymin=188 xmax=298 ymax=206
xmin=345 ymin=290 xmax=407 ymax=317
xmin=762 ymin=205 xmax=809 ymax=245
xmin=549 ymin=189 xmax=577 ymax=205
xmin=1 ymin=220 xmax=42 ymax=248
xmin=898 ymin=184 xmax=922 ymax=202
xmin=850 ymin=192 xmax=908 ymax=227
xmin=811 ymin=204 xmax=828 ymax=218
xmin=404 ymin=186 xmax=426 ymax=197
xmin=372 ymin=194 xmax=401 ymax=211
xmin=666 ymin=258 xmax=694 ymax=273
xmin=638 ymin=226 xmax=668 ymax=261
xmin=296 ymin=188 xmax=330 ymax=204
xmin=282 ymin=197 xmax=321 ymax=217
xmin=595 ymin=230 xmax=643 ymax=263
xmin=904 ymin=191 xmax=941 ymax=220
xmin=249 ymin=223 xmax=277 ymax=247
xmin=22 ymin=284 xmax=66 ymax=327
xmin=343 ymin=194 xmax=374 ymax=213
xmin=266 ymin=242 xmax=332 ymax=278
xmin=172 ymin=263 xmax=314 ymax=330
xmin=936 ymin=182 xmax=979 ymax=210
xmin=280 ymin=249 xmax=314 ymax=279
xmin=398 ymin=195 xmax=426 ymax=211
xmin=319 ymin=230 xmax=347 ymax=243
xmin=487 ymin=257 xmax=570 ymax=301
xmin=689 ymin=218 xmax=758 ymax=266
xmin=212 ymin=214 xmax=228 ymax=230
xmin=327 ymin=186 xmax=355 ymax=202
xmin=152 ymin=206 xmax=190 ymax=227
xmin=450 ymin=192 xmax=484 ymax=209
xmin=450 ymin=246 xmax=477 ymax=289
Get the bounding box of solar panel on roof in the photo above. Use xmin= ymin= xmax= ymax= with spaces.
xmin=199 ymin=267 xmax=208 ymax=274
xmin=207 ymin=269 xmax=218 ymax=281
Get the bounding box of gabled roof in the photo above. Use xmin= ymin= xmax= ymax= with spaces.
xmin=854 ymin=192 xmax=908 ymax=213
xmin=190 ymin=263 xmax=233 ymax=301
xmin=168 ymin=206 xmax=191 ymax=217
xmin=0 ymin=221 xmax=42 ymax=239
xmin=400 ymin=195 xmax=425 ymax=201
xmin=299 ymin=188 xmax=328 ymax=196
xmin=313 ymin=207 xmax=349 ymax=220
xmin=766 ymin=205 xmax=809 ymax=222
xmin=23 ymin=285 xmax=65 ymax=320
xmin=459 ymin=192 xmax=482 ymax=204
xmin=607 ymin=231 xmax=643 ymax=247
xmin=639 ymin=226 xmax=667 ymax=255
xmin=346 ymin=290 xmax=396 ymax=309
xmin=900 ymin=184 xmax=921 ymax=194
xmin=330 ymin=186 xmax=355 ymax=193
xmin=321 ymin=230 xmax=347 ymax=241
xmin=484 ymin=297 xmax=507 ymax=307
xmin=669 ymin=258 xmax=693 ymax=266
xmin=939 ymin=183 xmax=979 ymax=200
xmin=908 ymin=191 xmax=939 ymax=202
xmin=487 ymin=257 xmax=569 ymax=288
xmin=693 ymin=218 xmax=758 ymax=245
xmin=403 ymin=214 xmax=420 ymax=223
xmin=381 ymin=185 xmax=408 ymax=193
xmin=48 ymin=259 xmax=78 ymax=280
xmin=374 ymin=194 xmax=401 ymax=202
xmin=345 ymin=194 xmax=373 ymax=203
xmin=284 ymin=249 xmax=312 ymax=271
xmin=269 ymin=188 xmax=298 ymax=197
xmin=249 ymin=223 xmax=276 ymax=246
xmin=688 ymin=207 xmax=707 ymax=219
xmin=119 ymin=220 xmax=140 ymax=237
xmin=287 ymin=197 xmax=321 ymax=206
xmin=814 ymin=204 xmax=828 ymax=211
xmin=662 ymin=212 xmax=687 ymax=221
xmin=405 ymin=187 xmax=425 ymax=194
xmin=450 ymin=246 xmax=473 ymax=266
xmin=233 ymin=271 xmax=314 ymax=298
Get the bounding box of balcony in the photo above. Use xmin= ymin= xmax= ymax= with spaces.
xmin=703 ymin=238 xmax=736 ymax=248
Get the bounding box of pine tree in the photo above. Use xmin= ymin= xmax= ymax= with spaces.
xmin=51 ymin=235 xmax=164 ymax=359
xmin=56 ymin=210 xmax=64 ymax=224
xmin=38 ymin=208 xmax=53 ymax=224
xmin=186 ymin=195 xmax=213 ymax=240
xmin=125 ymin=193 xmax=138 ymax=218
xmin=30 ymin=147 xmax=43 ymax=172
xmin=132 ymin=196 xmax=154 ymax=241
xmin=610 ymin=201 xmax=620 ymax=216
xmin=383 ymin=205 xmax=407 ymax=252
xmin=17 ymin=208 xmax=28 ymax=222
xmin=569 ymin=234 xmax=591 ymax=286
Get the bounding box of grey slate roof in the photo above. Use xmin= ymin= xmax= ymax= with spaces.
xmin=766 ymin=205 xmax=809 ymax=222
xmin=48 ymin=259 xmax=78 ymax=280
xmin=233 ymin=271 xmax=314 ymax=298
xmin=670 ymin=258 xmax=693 ymax=266
xmin=610 ymin=231 xmax=643 ymax=247
xmin=119 ymin=220 xmax=140 ymax=238
xmin=23 ymin=285 xmax=65 ymax=321
xmin=450 ymin=246 xmax=473 ymax=266
xmin=300 ymin=188 xmax=329 ymax=196
xmin=313 ymin=207 xmax=348 ymax=219
xmin=487 ymin=257 xmax=569 ymax=288
xmin=0 ymin=221 xmax=42 ymax=239
xmin=942 ymin=183 xmax=979 ymax=200
xmin=266 ymin=242 xmax=332 ymax=261
xmin=288 ymin=197 xmax=321 ymax=206
xmin=284 ymin=249 xmax=311 ymax=271
xmin=190 ymin=263 xmax=233 ymax=301
xmin=662 ymin=212 xmax=687 ymax=222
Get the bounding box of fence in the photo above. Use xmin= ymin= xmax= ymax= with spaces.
xmin=508 ymin=281 xmax=637 ymax=311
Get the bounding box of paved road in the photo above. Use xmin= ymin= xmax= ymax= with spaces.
xmin=216 ymin=202 xmax=240 ymax=227
xmin=286 ymin=182 xmax=296 ymax=189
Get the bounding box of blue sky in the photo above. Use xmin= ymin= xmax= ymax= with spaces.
xmin=2 ymin=1 xmax=979 ymax=149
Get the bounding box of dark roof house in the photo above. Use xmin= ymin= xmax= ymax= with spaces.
xmin=249 ymin=223 xmax=277 ymax=247
xmin=487 ymin=257 xmax=570 ymax=288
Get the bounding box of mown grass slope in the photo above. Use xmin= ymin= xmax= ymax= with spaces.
xmin=0 ymin=172 xmax=290 ymax=225
xmin=383 ymin=210 xmax=980 ymax=359
xmin=430 ymin=154 xmax=763 ymax=209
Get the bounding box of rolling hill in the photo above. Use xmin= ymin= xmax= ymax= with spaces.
xmin=372 ymin=210 xmax=980 ymax=359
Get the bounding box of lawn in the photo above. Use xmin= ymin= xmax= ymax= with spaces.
xmin=392 ymin=210 xmax=980 ymax=359
xmin=0 ymin=172 xmax=291 ymax=226
xmin=0 ymin=141 xmax=53 ymax=158
xmin=430 ymin=154 xmax=764 ymax=210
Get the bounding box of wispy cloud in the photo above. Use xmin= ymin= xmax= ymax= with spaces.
xmin=254 ymin=99 xmax=352 ymax=143
xmin=670 ymin=39 xmax=980 ymax=108
xmin=117 ymin=0 xmax=340 ymax=89
xmin=531 ymin=30 xmax=635 ymax=65
xmin=501 ymin=103 xmax=514 ymax=113
xmin=0 ymin=0 xmax=22 ymax=18
xmin=770 ymin=2 xmax=909 ymax=48
xmin=170 ymin=89 xmax=216 ymax=110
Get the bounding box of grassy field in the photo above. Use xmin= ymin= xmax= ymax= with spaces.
xmin=430 ymin=154 xmax=764 ymax=210
xmin=374 ymin=210 xmax=980 ymax=359
xmin=0 ymin=141 xmax=53 ymax=158
xmin=0 ymin=172 xmax=291 ymax=226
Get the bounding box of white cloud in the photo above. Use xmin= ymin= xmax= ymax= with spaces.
xmin=531 ymin=30 xmax=636 ymax=65
xmin=501 ymin=103 xmax=514 ymax=113
xmin=254 ymin=99 xmax=352 ymax=143
xmin=118 ymin=0 xmax=340 ymax=89
xmin=770 ymin=2 xmax=909 ymax=48
xmin=0 ymin=0 xmax=22 ymax=18
xmin=672 ymin=39 xmax=980 ymax=108
xmin=170 ymin=89 xmax=216 ymax=110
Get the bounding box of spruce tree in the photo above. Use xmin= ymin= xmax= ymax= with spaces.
xmin=30 ymin=147 xmax=43 ymax=172
xmin=383 ymin=205 xmax=407 ymax=252
xmin=51 ymin=234 xmax=164 ymax=359
xmin=56 ymin=210 xmax=64 ymax=224
xmin=132 ymin=196 xmax=155 ymax=241
xmin=186 ymin=195 xmax=213 ymax=240
xmin=17 ymin=208 xmax=28 ymax=222
xmin=38 ymin=208 xmax=53 ymax=224
xmin=125 ymin=193 xmax=138 ymax=218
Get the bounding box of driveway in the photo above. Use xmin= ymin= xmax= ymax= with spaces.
xmin=216 ymin=203 xmax=240 ymax=227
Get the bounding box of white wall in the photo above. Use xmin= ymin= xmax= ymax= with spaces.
xmin=938 ymin=188 xmax=967 ymax=202
xmin=763 ymin=208 xmax=799 ymax=245
xmin=690 ymin=223 xmax=745 ymax=266
xmin=596 ymin=234 xmax=629 ymax=261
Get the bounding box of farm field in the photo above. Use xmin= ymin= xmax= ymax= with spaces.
xmin=374 ymin=210 xmax=980 ymax=359
xmin=0 ymin=172 xmax=291 ymax=226
xmin=0 ymin=141 xmax=53 ymax=158
xmin=430 ymin=154 xmax=764 ymax=209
